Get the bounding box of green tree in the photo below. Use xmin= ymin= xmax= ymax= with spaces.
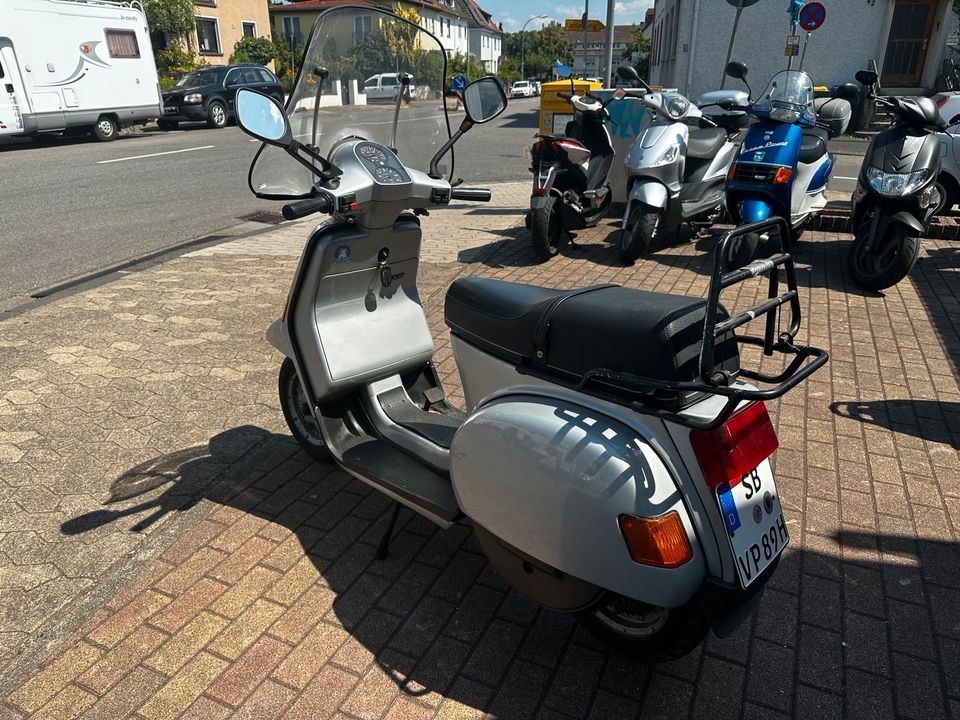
xmin=142 ymin=0 xmax=195 ymax=35
xmin=230 ymin=36 xmax=276 ymax=65
xmin=620 ymin=27 xmax=651 ymax=80
xmin=502 ymin=22 xmax=574 ymax=77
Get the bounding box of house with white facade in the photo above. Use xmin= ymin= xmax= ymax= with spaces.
xmin=650 ymin=0 xmax=958 ymax=99
xmin=464 ymin=0 xmax=502 ymax=74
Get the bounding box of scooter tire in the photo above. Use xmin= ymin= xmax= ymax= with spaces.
xmin=529 ymin=196 xmax=562 ymax=260
xmin=576 ymin=593 xmax=708 ymax=661
xmin=278 ymin=358 xmax=330 ymax=461
xmin=582 ymin=189 xmax=612 ymax=227
xmin=847 ymin=225 xmax=921 ymax=291
xmin=620 ymin=206 xmax=660 ymax=262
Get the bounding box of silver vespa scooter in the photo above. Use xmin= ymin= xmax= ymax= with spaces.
xmin=237 ymin=6 xmax=827 ymax=661
xmin=617 ymin=66 xmax=747 ymax=262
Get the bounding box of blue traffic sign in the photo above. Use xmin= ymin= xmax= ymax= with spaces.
xmin=799 ymin=2 xmax=826 ymax=31
xmin=451 ymin=74 xmax=467 ymax=91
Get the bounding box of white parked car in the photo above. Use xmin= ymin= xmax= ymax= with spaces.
xmin=364 ymin=73 xmax=415 ymax=101
xmin=510 ymin=80 xmax=534 ymax=98
xmin=933 ymin=92 xmax=960 ymax=125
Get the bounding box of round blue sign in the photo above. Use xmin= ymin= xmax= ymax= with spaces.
xmin=799 ymin=2 xmax=826 ymax=31
xmin=451 ymin=74 xmax=467 ymax=91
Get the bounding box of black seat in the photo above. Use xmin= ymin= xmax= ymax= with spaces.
xmin=444 ymin=277 xmax=739 ymax=408
xmin=798 ymin=127 xmax=829 ymax=164
xmin=687 ymin=127 xmax=728 ymax=160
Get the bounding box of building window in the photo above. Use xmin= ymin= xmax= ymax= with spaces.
xmin=281 ymin=16 xmax=302 ymax=48
xmin=354 ymin=15 xmax=372 ymax=38
xmin=242 ymin=21 xmax=256 ymax=38
xmin=196 ymin=16 xmax=221 ymax=54
xmin=104 ymin=29 xmax=140 ymax=58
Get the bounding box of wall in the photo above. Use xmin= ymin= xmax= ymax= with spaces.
xmin=193 ymin=0 xmax=272 ymax=64
xmin=652 ymin=0 xmax=953 ymax=100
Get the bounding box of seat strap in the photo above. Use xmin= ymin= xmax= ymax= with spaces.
xmin=532 ymin=284 xmax=618 ymax=363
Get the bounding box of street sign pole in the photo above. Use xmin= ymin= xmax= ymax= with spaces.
xmin=799 ymin=31 xmax=811 ymax=70
xmin=721 ymin=3 xmax=744 ymax=89
xmin=582 ymin=0 xmax=589 ymax=78
xmin=604 ymin=0 xmax=615 ymax=86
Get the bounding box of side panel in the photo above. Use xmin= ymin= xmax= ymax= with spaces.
xmin=450 ymin=394 xmax=706 ymax=608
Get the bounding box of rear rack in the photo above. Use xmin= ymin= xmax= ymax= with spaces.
xmin=527 ymin=217 xmax=829 ymax=430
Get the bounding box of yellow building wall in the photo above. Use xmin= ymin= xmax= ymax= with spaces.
xmin=193 ymin=0 xmax=272 ymax=65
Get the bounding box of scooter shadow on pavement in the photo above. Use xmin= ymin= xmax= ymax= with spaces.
xmin=56 ymin=425 xmax=960 ymax=716
xmin=831 ymin=400 xmax=960 ymax=450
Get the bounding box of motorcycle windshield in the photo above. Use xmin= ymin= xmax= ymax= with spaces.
xmin=753 ymin=70 xmax=815 ymax=123
xmin=249 ymin=6 xmax=450 ymax=199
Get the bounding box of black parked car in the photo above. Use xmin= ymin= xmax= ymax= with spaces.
xmin=159 ymin=64 xmax=283 ymax=130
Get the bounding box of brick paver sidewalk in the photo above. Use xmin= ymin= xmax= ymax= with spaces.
xmin=2 ymin=191 xmax=959 ymax=719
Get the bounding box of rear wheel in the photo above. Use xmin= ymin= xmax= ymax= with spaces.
xmin=620 ymin=205 xmax=660 ymax=262
xmin=725 ymin=231 xmax=760 ymax=270
xmin=576 ymin=593 xmax=708 ymax=661
xmin=847 ymin=222 xmax=921 ymax=291
xmin=529 ymin=196 xmax=562 ymax=260
xmin=206 ymin=100 xmax=228 ymax=129
xmin=934 ymin=174 xmax=958 ymax=216
xmin=278 ymin=358 xmax=329 ymax=460
xmin=93 ymin=115 xmax=118 ymax=142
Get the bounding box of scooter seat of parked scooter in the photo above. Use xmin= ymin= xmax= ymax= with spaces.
xmin=798 ymin=127 xmax=830 ymax=164
xmin=444 ymin=277 xmax=740 ymax=408
xmin=686 ymin=127 xmax=729 ymax=160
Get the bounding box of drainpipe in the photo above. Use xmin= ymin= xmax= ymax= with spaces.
xmin=685 ymin=0 xmax=700 ymax=94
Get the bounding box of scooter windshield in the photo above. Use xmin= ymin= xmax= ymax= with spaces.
xmin=249 ymin=6 xmax=450 ymax=199
xmin=753 ymin=70 xmax=815 ymax=124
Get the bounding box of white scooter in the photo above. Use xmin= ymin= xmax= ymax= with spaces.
xmin=616 ymin=66 xmax=748 ymax=261
xmin=237 ymin=6 xmax=828 ymax=660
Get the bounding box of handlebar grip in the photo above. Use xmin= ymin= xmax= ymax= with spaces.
xmin=450 ymin=187 xmax=492 ymax=202
xmin=281 ymin=195 xmax=334 ymax=220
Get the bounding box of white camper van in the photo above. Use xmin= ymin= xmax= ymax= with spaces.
xmin=0 ymin=0 xmax=161 ymax=142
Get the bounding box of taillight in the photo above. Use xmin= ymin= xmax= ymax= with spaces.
xmin=690 ymin=402 xmax=779 ymax=491
xmin=532 ymin=140 xmax=543 ymax=154
xmin=550 ymin=140 xmax=562 ymax=154
xmin=936 ymin=95 xmax=949 ymax=109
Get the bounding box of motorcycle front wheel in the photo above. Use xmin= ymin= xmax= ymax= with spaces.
xmin=279 ymin=358 xmax=330 ymax=460
xmin=847 ymin=223 xmax=921 ymax=291
xmin=529 ymin=196 xmax=563 ymax=260
xmin=576 ymin=593 xmax=707 ymax=661
xmin=620 ymin=205 xmax=660 ymax=262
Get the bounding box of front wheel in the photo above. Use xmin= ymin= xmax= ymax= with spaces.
xmin=847 ymin=223 xmax=921 ymax=291
xmin=529 ymin=196 xmax=563 ymax=260
xmin=206 ymin=100 xmax=228 ymax=129
xmin=620 ymin=205 xmax=660 ymax=262
xmin=576 ymin=593 xmax=708 ymax=661
xmin=278 ymin=358 xmax=329 ymax=460
xmin=93 ymin=115 xmax=118 ymax=142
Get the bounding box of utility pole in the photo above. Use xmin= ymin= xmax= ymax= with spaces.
xmin=520 ymin=14 xmax=548 ymax=79
xmin=581 ymin=0 xmax=589 ymax=78
xmin=603 ymin=0 xmax=615 ymax=85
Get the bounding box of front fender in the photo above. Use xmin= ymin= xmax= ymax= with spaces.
xmin=627 ymin=178 xmax=669 ymax=210
xmin=266 ymin=319 xmax=293 ymax=358
xmin=738 ymin=199 xmax=772 ymax=223
xmin=887 ymin=210 xmax=926 ymax=235
xmin=530 ymin=190 xmax=562 ymax=209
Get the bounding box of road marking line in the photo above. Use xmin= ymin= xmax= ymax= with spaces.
xmin=834 ymin=176 xmax=858 ymax=180
xmin=97 ymin=145 xmax=215 ymax=164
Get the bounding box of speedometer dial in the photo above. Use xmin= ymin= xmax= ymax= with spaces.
xmin=374 ymin=165 xmax=404 ymax=184
xmin=357 ymin=144 xmax=388 ymax=165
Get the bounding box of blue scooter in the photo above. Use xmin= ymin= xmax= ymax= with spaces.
xmin=720 ymin=61 xmax=856 ymax=255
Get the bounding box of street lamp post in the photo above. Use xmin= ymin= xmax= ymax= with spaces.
xmin=520 ymin=14 xmax=548 ymax=80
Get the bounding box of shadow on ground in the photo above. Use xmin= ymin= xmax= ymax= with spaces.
xmin=59 ymin=422 xmax=960 ymax=718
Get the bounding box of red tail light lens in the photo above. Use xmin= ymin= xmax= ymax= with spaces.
xmin=936 ymin=95 xmax=949 ymax=109
xmin=690 ymin=402 xmax=779 ymax=491
xmin=532 ymin=140 xmax=543 ymax=154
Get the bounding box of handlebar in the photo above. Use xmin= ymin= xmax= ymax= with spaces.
xmin=281 ymin=194 xmax=334 ymax=220
xmin=557 ymin=92 xmax=572 ymax=102
xmin=450 ymin=187 xmax=492 ymax=202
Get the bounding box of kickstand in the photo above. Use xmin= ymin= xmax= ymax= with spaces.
xmin=566 ymin=228 xmax=578 ymax=248
xmin=376 ymin=502 xmax=402 ymax=559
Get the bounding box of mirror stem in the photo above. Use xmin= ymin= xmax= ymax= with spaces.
xmin=429 ymin=118 xmax=473 ymax=179
xmin=310 ymin=66 xmax=329 ymax=180
xmin=390 ymin=73 xmax=412 ymax=153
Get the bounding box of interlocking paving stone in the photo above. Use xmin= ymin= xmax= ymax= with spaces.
xmin=2 ymin=201 xmax=960 ymax=718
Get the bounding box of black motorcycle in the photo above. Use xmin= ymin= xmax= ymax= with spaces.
xmin=526 ymin=79 xmax=624 ymax=259
xmin=848 ymin=69 xmax=946 ymax=291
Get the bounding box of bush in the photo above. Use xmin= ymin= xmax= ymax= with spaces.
xmin=230 ymin=36 xmax=276 ymax=66
xmin=155 ymin=45 xmax=195 ymax=78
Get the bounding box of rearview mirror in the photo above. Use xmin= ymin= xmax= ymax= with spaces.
xmin=463 ymin=76 xmax=507 ymax=124
xmin=855 ymin=70 xmax=878 ymax=86
xmin=235 ymin=88 xmax=290 ymax=145
xmin=835 ymin=82 xmax=859 ymax=100
xmin=616 ymin=65 xmax=640 ymax=83
xmin=725 ymin=61 xmax=748 ymax=80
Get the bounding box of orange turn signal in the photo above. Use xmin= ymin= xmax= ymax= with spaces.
xmin=618 ymin=512 xmax=693 ymax=568
xmin=727 ymin=163 xmax=737 ymax=180
xmin=773 ymin=166 xmax=793 ymax=184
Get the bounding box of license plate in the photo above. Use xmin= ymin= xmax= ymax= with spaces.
xmin=715 ymin=463 xmax=789 ymax=588
xmin=164 ymin=106 xmax=177 ymax=114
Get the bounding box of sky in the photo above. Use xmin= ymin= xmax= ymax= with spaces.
xmin=480 ymin=0 xmax=654 ymax=33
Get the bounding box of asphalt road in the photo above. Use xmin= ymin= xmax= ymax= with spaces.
xmin=0 ymin=97 xmax=542 ymax=305
xmin=0 ymin=96 xmax=864 ymax=305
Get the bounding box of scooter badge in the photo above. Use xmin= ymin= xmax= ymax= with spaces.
xmin=334 ymin=245 xmax=351 ymax=263
xmin=752 ymin=505 xmax=763 ymax=524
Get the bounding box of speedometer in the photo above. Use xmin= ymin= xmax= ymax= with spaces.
xmin=374 ymin=165 xmax=404 ymax=184
xmin=357 ymin=144 xmax=388 ymax=165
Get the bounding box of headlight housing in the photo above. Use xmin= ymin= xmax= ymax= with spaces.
xmin=656 ymin=143 xmax=680 ymax=165
xmin=866 ymin=166 xmax=930 ymax=196
xmin=665 ymin=94 xmax=689 ymax=119
xmin=770 ymin=107 xmax=799 ymax=124
xmin=183 ymin=93 xmax=203 ymax=104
